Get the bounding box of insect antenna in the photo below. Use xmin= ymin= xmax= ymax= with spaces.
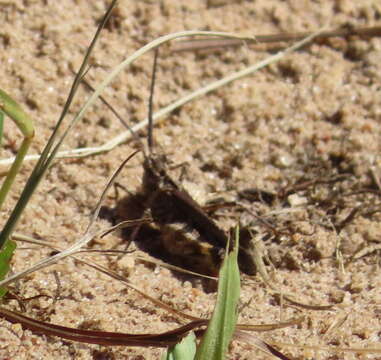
xmin=147 ymin=49 xmax=160 ymax=156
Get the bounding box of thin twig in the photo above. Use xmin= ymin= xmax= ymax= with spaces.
xmin=171 ymin=26 xmax=381 ymax=52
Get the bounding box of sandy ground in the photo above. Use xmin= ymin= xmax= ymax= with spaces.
xmin=1 ymin=0 xmax=381 ymax=359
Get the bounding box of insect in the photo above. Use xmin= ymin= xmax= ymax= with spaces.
xmin=114 ymin=51 xmax=256 ymax=276
xmin=0 ymin=89 xmax=35 ymax=296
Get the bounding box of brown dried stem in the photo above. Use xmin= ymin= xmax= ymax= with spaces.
xmin=171 ymin=26 xmax=381 ymax=52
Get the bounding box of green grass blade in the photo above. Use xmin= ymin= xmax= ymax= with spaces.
xmin=195 ymin=227 xmax=240 ymax=360
xmin=0 ymin=89 xmax=35 ymax=211
xmin=0 ymin=111 xmax=3 ymax=146
xmin=0 ymin=89 xmax=34 ymax=137
xmin=162 ymin=331 xmax=197 ymax=360
xmin=0 ymin=239 xmax=16 ymax=297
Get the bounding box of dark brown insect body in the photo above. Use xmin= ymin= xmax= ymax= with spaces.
xmin=126 ymin=139 xmax=256 ymax=275
xmin=143 ymin=153 xmax=228 ymax=249
xmin=137 ymin=149 xmax=228 ymax=275
xmin=118 ymin=51 xmax=256 ymax=276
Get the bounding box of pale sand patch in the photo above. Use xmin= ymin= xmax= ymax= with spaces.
xmin=0 ymin=1 xmax=381 ymax=359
